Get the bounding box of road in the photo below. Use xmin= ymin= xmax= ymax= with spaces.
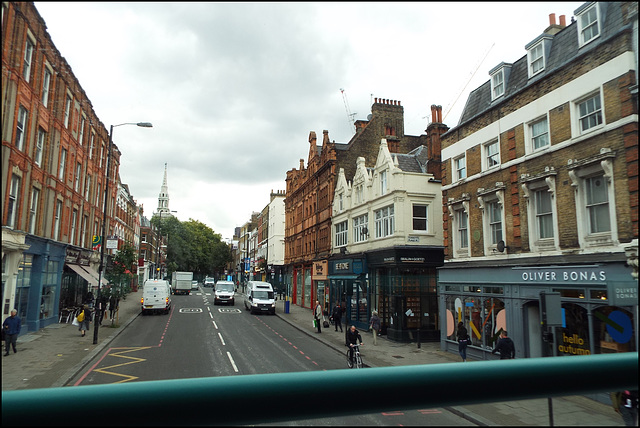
xmin=70 ymin=288 xmax=473 ymax=425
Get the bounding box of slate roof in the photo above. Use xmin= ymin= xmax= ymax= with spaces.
xmin=458 ymin=2 xmax=628 ymax=127
xmin=393 ymin=145 xmax=429 ymax=174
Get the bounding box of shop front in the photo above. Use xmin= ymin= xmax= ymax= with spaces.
xmin=292 ymin=263 xmax=313 ymax=308
xmin=328 ymin=255 xmax=367 ymax=330
xmin=367 ymin=246 xmax=443 ymax=342
xmin=312 ymin=260 xmax=329 ymax=314
xmin=62 ymin=247 xmax=96 ymax=309
xmin=439 ymin=256 xmax=637 ymax=362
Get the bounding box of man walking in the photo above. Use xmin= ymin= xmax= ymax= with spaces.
xmin=3 ymin=309 xmax=21 ymax=356
xmin=314 ymin=300 xmax=323 ymax=333
xmin=332 ymin=303 xmax=343 ymax=332
xmin=492 ymin=330 xmax=515 ymax=359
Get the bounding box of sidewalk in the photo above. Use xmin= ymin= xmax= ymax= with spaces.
xmin=2 ymin=290 xmax=624 ymax=426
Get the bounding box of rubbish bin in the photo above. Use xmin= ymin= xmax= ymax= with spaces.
xmin=284 ymin=299 xmax=290 ymax=314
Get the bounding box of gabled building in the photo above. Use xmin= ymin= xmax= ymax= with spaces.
xmin=331 ymin=138 xmax=444 ymax=339
xmin=284 ymin=98 xmax=447 ymax=312
xmin=439 ymin=2 xmax=638 ymax=362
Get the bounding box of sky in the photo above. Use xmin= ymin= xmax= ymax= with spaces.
xmin=33 ymin=2 xmax=584 ymax=240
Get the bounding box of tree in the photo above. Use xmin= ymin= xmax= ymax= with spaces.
xmin=104 ymin=242 xmax=137 ymax=299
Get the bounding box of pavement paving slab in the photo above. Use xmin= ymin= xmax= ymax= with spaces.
xmin=1 ymin=289 xmax=625 ymax=426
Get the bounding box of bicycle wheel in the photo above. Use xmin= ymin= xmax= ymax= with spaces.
xmin=356 ymin=353 xmax=363 ymax=369
xmin=346 ymin=350 xmax=353 ymax=368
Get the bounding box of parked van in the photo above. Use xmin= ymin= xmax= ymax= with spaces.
xmin=141 ymin=279 xmax=172 ymax=315
xmin=214 ymin=280 xmax=235 ymax=306
xmin=244 ymin=281 xmax=276 ymax=314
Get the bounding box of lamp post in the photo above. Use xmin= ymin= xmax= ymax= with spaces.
xmin=94 ymin=122 xmax=152 ymax=345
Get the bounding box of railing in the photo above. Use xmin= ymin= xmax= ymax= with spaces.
xmin=2 ymin=352 xmax=637 ymax=426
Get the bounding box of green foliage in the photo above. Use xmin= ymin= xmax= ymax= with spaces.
xmin=104 ymin=242 xmax=137 ymax=299
xmin=151 ymin=216 xmax=232 ymax=279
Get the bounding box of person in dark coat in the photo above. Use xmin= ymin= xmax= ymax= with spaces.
xmin=332 ymin=303 xmax=343 ymax=332
xmin=346 ymin=325 xmax=363 ymax=365
xmin=3 ymin=309 xmax=21 ymax=356
xmin=492 ymin=330 xmax=515 ymax=359
xmin=109 ymin=296 xmax=120 ymax=320
xmin=457 ymin=322 xmax=470 ymax=362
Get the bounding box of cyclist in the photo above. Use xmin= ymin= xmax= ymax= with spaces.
xmin=346 ymin=325 xmax=363 ymax=365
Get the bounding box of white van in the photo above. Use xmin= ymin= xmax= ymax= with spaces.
xmin=244 ymin=281 xmax=276 ymax=315
xmin=141 ymin=279 xmax=172 ymax=315
xmin=214 ymin=280 xmax=235 ymax=306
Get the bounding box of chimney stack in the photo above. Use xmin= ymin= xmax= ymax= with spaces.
xmin=559 ymin=15 xmax=566 ymax=26
xmin=437 ymin=105 xmax=443 ymax=123
xmin=549 ymin=13 xmax=556 ymax=26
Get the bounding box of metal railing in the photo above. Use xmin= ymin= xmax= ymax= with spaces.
xmin=2 ymin=352 xmax=637 ymax=426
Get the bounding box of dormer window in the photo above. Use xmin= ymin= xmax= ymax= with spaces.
xmin=576 ymin=2 xmax=600 ymax=46
xmin=489 ymin=63 xmax=511 ymax=101
xmin=525 ymin=36 xmax=552 ymax=79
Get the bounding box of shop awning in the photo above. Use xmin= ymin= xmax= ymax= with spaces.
xmin=68 ymin=264 xmax=99 ymax=288
xmin=81 ymin=265 xmax=108 ymax=286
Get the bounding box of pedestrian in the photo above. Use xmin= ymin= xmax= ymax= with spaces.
xmin=369 ymin=311 xmax=381 ymax=345
xmin=97 ymin=294 xmax=108 ymax=325
xmin=3 ymin=309 xmax=21 ymax=356
xmin=611 ymin=390 xmax=639 ymax=426
xmin=457 ymin=321 xmax=470 ymax=362
xmin=83 ymin=291 xmax=95 ymax=308
xmin=332 ymin=303 xmax=343 ymax=332
xmin=491 ymin=330 xmax=515 ymax=359
xmin=314 ymin=300 xmax=323 ymax=333
xmin=109 ymin=295 xmax=119 ymax=320
xmin=77 ymin=305 xmax=92 ymax=337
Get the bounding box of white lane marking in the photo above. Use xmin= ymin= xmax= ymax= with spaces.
xmin=212 ymin=320 xmax=218 ymax=329
xmin=218 ymin=332 xmax=225 ymax=345
xmin=227 ymin=352 xmax=238 ymax=372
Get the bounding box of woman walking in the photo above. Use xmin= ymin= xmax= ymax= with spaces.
xmin=369 ymin=311 xmax=381 ymax=345
xmin=77 ymin=305 xmax=92 ymax=337
xmin=457 ymin=322 xmax=470 ymax=362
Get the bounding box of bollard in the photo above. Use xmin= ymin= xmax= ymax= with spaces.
xmin=285 ymin=298 xmax=290 ymax=314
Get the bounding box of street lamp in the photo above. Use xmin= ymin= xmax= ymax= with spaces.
xmin=94 ymin=122 xmax=152 ymax=345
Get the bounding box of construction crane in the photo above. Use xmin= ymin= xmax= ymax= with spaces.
xmin=442 ymin=42 xmax=495 ymax=123
xmin=340 ymin=88 xmax=356 ymax=134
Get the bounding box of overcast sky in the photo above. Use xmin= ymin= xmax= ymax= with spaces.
xmin=33 ymin=2 xmax=584 ymax=240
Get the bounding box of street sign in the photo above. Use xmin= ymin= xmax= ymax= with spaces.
xmin=106 ymin=235 xmax=118 ymax=249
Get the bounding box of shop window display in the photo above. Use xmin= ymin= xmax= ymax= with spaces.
xmin=446 ymin=294 xmax=505 ymax=349
xmin=592 ymin=306 xmax=635 ymax=354
xmin=557 ymin=303 xmax=590 ymax=356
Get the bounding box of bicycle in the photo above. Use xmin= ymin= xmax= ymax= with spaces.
xmin=346 ymin=343 xmax=364 ymax=368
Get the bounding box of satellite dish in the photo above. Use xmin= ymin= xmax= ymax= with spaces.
xmin=497 ymin=240 xmax=507 ymax=253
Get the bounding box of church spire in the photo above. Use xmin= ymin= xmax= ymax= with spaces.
xmin=156 ymin=163 xmax=171 ymax=216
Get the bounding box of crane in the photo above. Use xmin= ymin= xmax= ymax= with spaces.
xmin=340 ymin=88 xmax=356 ymax=134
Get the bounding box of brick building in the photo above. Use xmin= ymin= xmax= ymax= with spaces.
xmin=438 ymin=2 xmax=638 ymax=366
xmin=1 ymin=2 xmax=139 ymax=332
xmin=284 ymin=98 xmax=446 ymax=312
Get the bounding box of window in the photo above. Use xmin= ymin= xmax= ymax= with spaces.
xmin=81 ymin=215 xmax=88 ymax=247
xmin=353 ymin=214 xmax=368 ymax=243
xmin=374 ymin=205 xmax=394 ymax=238
xmin=74 ymin=163 xmax=82 ymax=192
xmin=58 ymin=148 xmax=67 ymax=180
xmin=78 ymin=116 xmax=85 ymax=146
xmin=42 ymin=67 xmax=52 ymax=107
xmin=454 ymin=155 xmax=466 ymax=181
xmin=380 ymin=170 xmax=388 ymax=195
xmin=578 ymin=3 xmax=600 ymax=45
xmin=89 ymin=133 xmax=95 ymax=159
xmin=96 ymin=183 xmax=101 ymax=208
xmin=28 ymin=187 xmax=40 ymax=234
xmin=15 ymin=106 xmax=28 ymax=151
xmin=529 ymin=43 xmax=545 ymax=76
xmin=84 ymin=175 xmax=91 ymax=201
xmin=488 ymin=201 xmax=503 ymax=245
xmin=355 ymin=184 xmax=364 ymax=204
xmin=338 ymin=193 xmax=344 ymax=212
xmin=35 ymin=128 xmax=45 ymax=166
xmin=534 ymin=189 xmax=554 ymax=239
xmin=530 ymin=117 xmax=549 ymax=150
xmin=457 ymin=210 xmax=468 ymax=249
xmin=8 ymin=175 xmax=21 ymax=228
xmin=23 ymin=37 xmax=34 ymax=82
xmin=335 ymin=221 xmax=348 ymax=247
xmin=64 ymin=94 xmax=72 ymax=128
xmin=100 ymin=143 xmax=104 ymax=167
xmin=70 ymin=209 xmax=78 ymax=245
xmin=412 ymin=204 xmax=428 ymax=231
xmin=491 ymin=70 xmax=504 ymax=99
xmin=54 ymin=200 xmax=62 ymax=240
xmin=578 ymin=93 xmax=602 ymax=133
xmin=585 ymin=174 xmax=610 ymax=233
xmin=484 ymin=140 xmax=500 ymax=169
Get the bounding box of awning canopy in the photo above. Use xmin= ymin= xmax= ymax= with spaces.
xmin=81 ymin=265 xmax=108 ymax=286
xmin=68 ymin=264 xmax=99 ymax=288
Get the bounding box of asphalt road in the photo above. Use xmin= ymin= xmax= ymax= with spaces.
xmin=68 ymin=289 xmax=472 ymax=426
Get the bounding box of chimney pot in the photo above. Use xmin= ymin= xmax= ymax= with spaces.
xmin=549 ymin=13 xmax=556 ymax=26
xmin=559 ymin=15 xmax=566 ymax=26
